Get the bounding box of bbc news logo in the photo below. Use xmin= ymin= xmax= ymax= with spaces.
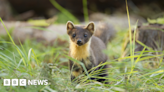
xmin=3 ymin=79 xmax=48 ymax=86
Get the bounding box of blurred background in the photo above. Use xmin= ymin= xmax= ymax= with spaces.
xmin=1 ymin=0 xmax=164 ymax=21
xmin=1 ymin=0 xmax=164 ymax=44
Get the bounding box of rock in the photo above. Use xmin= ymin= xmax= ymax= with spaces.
xmin=135 ymin=24 xmax=164 ymax=51
xmin=0 ymin=21 xmax=67 ymax=44
xmin=43 ymin=24 xmax=66 ymax=43
xmin=89 ymin=13 xmax=146 ymax=29
xmin=0 ymin=21 xmax=31 ymax=36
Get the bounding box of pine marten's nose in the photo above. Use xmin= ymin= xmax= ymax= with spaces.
xmin=77 ymin=40 xmax=82 ymax=44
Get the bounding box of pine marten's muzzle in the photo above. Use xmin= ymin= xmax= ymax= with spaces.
xmin=76 ymin=39 xmax=83 ymax=46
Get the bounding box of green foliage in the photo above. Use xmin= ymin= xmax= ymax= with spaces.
xmin=83 ymin=0 xmax=89 ymax=22
xmin=1 ymin=17 xmax=164 ymax=91
xmin=50 ymin=0 xmax=79 ymax=24
xmin=148 ymin=17 xmax=164 ymax=24
xmin=54 ymin=12 xmax=78 ymax=24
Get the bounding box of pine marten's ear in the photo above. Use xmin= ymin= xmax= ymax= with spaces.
xmin=86 ymin=22 xmax=94 ymax=34
xmin=66 ymin=21 xmax=74 ymax=34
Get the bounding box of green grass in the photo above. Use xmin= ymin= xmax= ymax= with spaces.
xmin=83 ymin=0 xmax=89 ymax=22
xmin=50 ymin=0 xmax=79 ymax=24
xmin=1 ymin=17 xmax=164 ymax=92
xmin=1 ymin=0 xmax=164 ymax=91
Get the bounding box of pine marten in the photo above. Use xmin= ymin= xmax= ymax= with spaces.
xmin=67 ymin=21 xmax=110 ymax=84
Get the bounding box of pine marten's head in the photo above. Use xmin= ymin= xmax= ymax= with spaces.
xmin=66 ymin=21 xmax=94 ymax=46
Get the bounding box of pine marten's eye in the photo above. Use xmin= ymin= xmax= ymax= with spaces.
xmin=84 ymin=34 xmax=87 ymax=37
xmin=72 ymin=34 xmax=76 ymax=38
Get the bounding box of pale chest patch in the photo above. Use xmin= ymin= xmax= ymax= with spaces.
xmin=70 ymin=40 xmax=90 ymax=60
xmin=70 ymin=40 xmax=93 ymax=70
